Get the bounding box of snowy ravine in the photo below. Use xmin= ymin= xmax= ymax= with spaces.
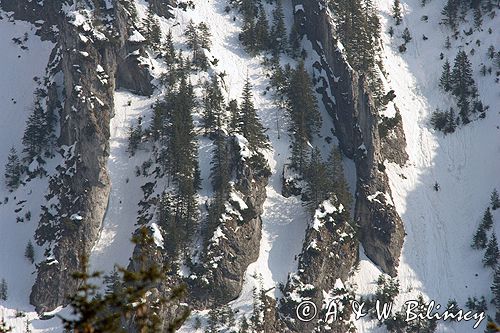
xmin=353 ymin=0 xmax=500 ymax=332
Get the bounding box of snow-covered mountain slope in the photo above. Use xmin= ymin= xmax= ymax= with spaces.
xmin=353 ymin=0 xmax=500 ymax=332
xmin=0 ymin=0 xmax=499 ymax=331
xmin=0 ymin=12 xmax=60 ymax=333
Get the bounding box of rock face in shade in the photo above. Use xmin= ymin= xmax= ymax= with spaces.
xmin=292 ymin=0 xmax=406 ymax=278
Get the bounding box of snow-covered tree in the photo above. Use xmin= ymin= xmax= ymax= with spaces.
xmin=472 ymin=223 xmax=487 ymax=249
xmin=4 ymin=147 xmax=22 ymax=190
xmin=239 ymin=77 xmax=269 ymax=151
xmin=439 ymin=59 xmax=452 ymax=92
xmin=483 ymin=233 xmax=499 ymax=267
xmin=25 ymin=241 xmax=34 ymax=264
xmin=0 ymin=279 xmax=7 ymax=301
xmin=491 ymin=189 xmax=500 ymax=210
xmin=392 ymin=0 xmax=402 ymax=25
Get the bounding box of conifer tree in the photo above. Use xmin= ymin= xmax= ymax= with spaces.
xmin=271 ymin=0 xmax=287 ymax=55
xmin=491 ymin=189 xmax=500 ymax=210
xmin=254 ymin=4 xmax=270 ymax=51
xmin=185 ymin=21 xmax=211 ymax=69
xmin=239 ymin=77 xmax=269 ymax=151
xmin=451 ymin=50 xmax=476 ymax=124
xmin=203 ymin=76 xmax=225 ymax=136
xmin=392 ymin=0 xmax=402 ymax=25
xmin=142 ymin=5 xmax=161 ymax=50
xmin=127 ymin=117 xmax=143 ymax=156
xmin=492 ymin=266 xmax=500 ymax=322
xmin=4 ymin=147 xmax=22 ymax=190
xmin=472 ymin=225 xmax=488 ymax=249
xmin=441 ymin=0 xmax=459 ymax=31
xmin=25 ymin=241 xmax=34 ymax=264
xmin=304 ymin=148 xmax=330 ymax=210
xmin=61 ymin=228 xmax=189 ymax=332
xmin=327 ymin=146 xmax=352 ymax=212
xmin=163 ymin=30 xmax=176 ymax=65
xmin=22 ymin=103 xmax=51 ymax=162
xmin=287 ymin=61 xmax=321 ymax=172
xmin=481 ymin=207 xmax=494 ymax=230
xmin=227 ymin=99 xmax=240 ymax=134
xmin=0 ymin=279 xmax=7 ymax=301
xmin=402 ymin=27 xmax=412 ymax=43
xmin=439 ymin=59 xmax=452 ymax=92
xmin=483 ymin=233 xmax=500 ymax=267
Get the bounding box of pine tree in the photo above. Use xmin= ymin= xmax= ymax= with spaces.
xmin=287 ymin=61 xmax=321 ymax=172
xmin=402 ymin=27 xmax=412 ymax=43
xmin=227 ymin=99 xmax=240 ymax=134
xmin=22 ymin=103 xmax=51 ymax=162
xmin=439 ymin=59 xmax=452 ymax=92
xmin=492 ymin=266 xmax=500 ymax=322
xmin=203 ymin=76 xmax=225 ymax=136
xmin=61 ymin=228 xmax=190 ymax=332
xmin=491 ymin=189 xmax=500 ymax=210
xmin=472 ymin=225 xmax=488 ymax=249
xmin=185 ymin=21 xmax=211 ymax=69
xmin=481 ymin=207 xmax=494 ymax=230
xmin=239 ymin=77 xmax=269 ymax=151
xmin=271 ymin=0 xmax=287 ymax=54
xmin=441 ymin=0 xmax=459 ymax=31
xmin=127 ymin=117 xmax=143 ymax=156
xmin=483 ymin=233 xmax=500 ymax=267
xmin=451 ymin=50 xmax=476 ymax=124
xmin=392 ymin=0 xmax=402 ymax=25
xmin=0 ymin=279 xmax=7 ymax=301
xmin=304 ymin=148 xmax=330 ymax=210
xmin=327 ymin=146 xmax=352 ymax=213
xmin=473 ymin=7 xmax=482 ymax=29
xmin=142 ymin=5 xmax=161 ymax=50
xmin=24 ymin=241 xmax=34 ymax=264
xmin=254 ymin=4 xmax=270 ymax=51
xmin=163 ymin=30 xmax=176 ymax=65
xmin=4 ymin=147 xmax=22 ymax=190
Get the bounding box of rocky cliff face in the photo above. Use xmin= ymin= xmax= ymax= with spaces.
xmin=292 ymin=0 xmax=407 ymax=277
xmin=190 ymin=138 xmax=270 ymax=307
xmin=0 ymin=0 xmax=158 ymax=312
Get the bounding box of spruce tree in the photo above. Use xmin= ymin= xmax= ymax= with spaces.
xmin=491 ymin=189 xmax=500 ymax=210
xmin=254 ymin=4 xmax=270 ymax=51
xmin=439 ymin=59 xmax=452 ymax=92
xmin=4 ymin=147 xmax=22 ymax=190
xmin=142 ymin=5 xmax=161 ymax=50
xmin=481 ymin=207 xmax=494 ymax=230
xmin=327 ymin=146 xmax=352 ymax=212
xmin=402 ymin=27 xmax=412 ymax=43
xmin=304 ymin=148 xmax=330 ymax=211
xmin=25 ymin=241 xmax=34 ymax=264
xmin=392 ymin=0 xmax=402 ymax=25
xmin=472 ymin=225 xmax=487 ymax=249
xmin=492 ymin=266 xmax=500 ymax=322
xmin=483 ymin=233 xmax=500 ymax=267
xmin=451 ymin=50 xmax=476 ymax=124
xmin=239 ymin=77 xmax=269 ymax=151
xmin=203 ymin=75 xmax=225 ymax=136
xmin=0 ymin=279 xmax=7 ymax=301
xmin=22 ymin=103 xmax=51 ymax=162
xmin=163 ymin=30 xmax=176 ymax=65
xmin=227 ymin=99 xmax=240 ymax=134
xmin=287 ymin=61 xmax=321 ymax=172
xmin=271 ymin=0 xmax=287 ymax=55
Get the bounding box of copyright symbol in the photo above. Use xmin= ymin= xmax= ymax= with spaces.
xmin=296 ymin=300 xmax=317 ymax=322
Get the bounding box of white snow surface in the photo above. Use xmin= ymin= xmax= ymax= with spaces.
xmin=0 ymin=0 xmax=498 ymax=331
xmin=353 ymin=0 xmax=500 ymax=332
